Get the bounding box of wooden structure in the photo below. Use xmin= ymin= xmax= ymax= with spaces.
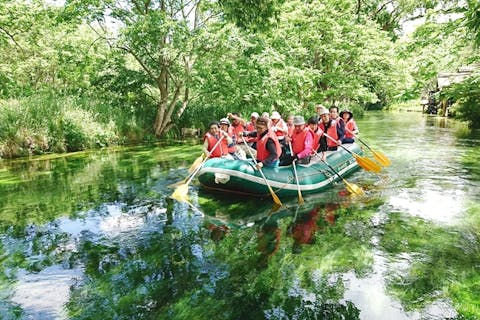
xmin=422 ymin=65 xmax=478 ymax=116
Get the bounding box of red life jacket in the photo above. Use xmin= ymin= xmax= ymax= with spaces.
xmin=227 ymin=126 xmax=236 ymax=153
xmin=292 ymin=127 xmax=310 ymax=155
xmin=271 ymin=119 xmax=288 ymax=140
xmin=287 ymin=125 xmax=294 ymax=138
xmin=319 ymin=120 xmax=339 ymax=148
xmin=256 ymin=130 xmax=282 ymax=161
xmin=231 ymin=124 xmax=245 ymax=143
xmin=344 ymin=119 xmax=357 ymax=139
xmin=204 ymin=132 xmax=228 ymax=158
xmin=245 ymin=121 xmax=256 ymax=143
xmin=309 ymin=127 xmax=322 ymax=154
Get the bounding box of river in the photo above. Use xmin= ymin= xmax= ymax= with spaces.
xmin=0 ymin=111 xmax=479 ymax=319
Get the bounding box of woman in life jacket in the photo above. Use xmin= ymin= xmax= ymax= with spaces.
xmin=317 ymin=106 xmax=342 ymax=152
xmin=203 ymin=121 xmax=232 ymax=158
xmin=340 ymin=109 xmax=359 ymax=144
xmin=241 ymin=117 xmax=282 ymax=170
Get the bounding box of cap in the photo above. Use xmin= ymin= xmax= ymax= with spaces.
xmin=293 ymin=116 xmax=305 ymax=125
xmin=219 ymin=117 xmax=230 ymax=125
xmin=250 ymin=112 xmax=259 ymax=119
xmin=270 ymin=111 xmax=281 ymax=120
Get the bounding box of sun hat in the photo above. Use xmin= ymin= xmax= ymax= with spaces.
xmin=250 ymin=112 xmax=260 ymax=119
xmin=317 ymin=106 xmax=329 ymax=116
xmin=219 ymin=117 xmax=230 ymax=125
xmin=270 ymin=111 xmax=281 ymax=120
xmin=293 ymin=115 xmax=305 ymax=125
xmin=339 ymin=110 xmax=353 ymax=119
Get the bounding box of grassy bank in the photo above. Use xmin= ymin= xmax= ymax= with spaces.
xmin=0 ymin=94 xmax=140 ymax=159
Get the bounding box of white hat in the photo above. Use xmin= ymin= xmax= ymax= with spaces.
xmin=250 ymin=112 xmax=259 ymax=118
xmin=317 ymin=106 xmax=329 ymax=116
xmin=219 ymin=117 xmax=230 ymax=125
xmin=270 ymin=111 xmax=281 ymax=120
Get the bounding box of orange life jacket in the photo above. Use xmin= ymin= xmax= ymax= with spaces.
xmin=292 ymin=127 xmax=310 ymax=155
xmin=309 ymin=127 xmax=322 ymax=154
xmin=344 ymin=119 xmax=357 ymax=139
xmin=271 ymin=119 xmax=288 ymax=140
xmin=256 ymin=130 xmax=282 ymax=162
xmin=319 ymin=120 xmax=339 ymax=148
xmin=204 ymin=132 xmax=228 ymax=158
xmin=245 ymin=121 xmax=256 ymax=143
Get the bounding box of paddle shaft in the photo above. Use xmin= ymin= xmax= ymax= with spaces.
xmin=322 ymin=132 xmax=382 ymax=172
xmin=186 ymin=136 xmax=224 ymax=185
xmin=344 ymin=128 xmax=372 ymax=151
xmin=313 ymin=152 xmax=363 ymax=195
xmin=288 ymin=142 xmax=304 ymax=204
xmin=241 ymin=136 xmax=282 ymax=206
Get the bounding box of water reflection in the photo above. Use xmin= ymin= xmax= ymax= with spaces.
xmin=0 ymin=113 xmax=479 ymax=319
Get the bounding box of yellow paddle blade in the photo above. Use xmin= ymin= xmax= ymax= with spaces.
xmin=271 ymin=191 xmax=283 ymax=207
xmin=344 ymin=180 xmax=364 ymax=195
xmin=188 ymin=154 xmax=205 ymax=173
xmin=170 ymin=183 xmax=189 ymax=203
xmin=372 ymin=150 xmax=391 ymax=167
xmin=298 ymin=193 xmax=304 ymax=205
xmin=353 ymin=154 xmax=382 ymax=173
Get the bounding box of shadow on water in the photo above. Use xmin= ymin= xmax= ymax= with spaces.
xmin=0 ymin=113 xmax=479 ymax=319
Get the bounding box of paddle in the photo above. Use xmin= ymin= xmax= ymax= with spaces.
xmin=188 ymin=153 xmax=205 ymax=173
xmin=323 ymin=133 xmax=382 ymax=173
xmin=313 ymin=152 xmax=363 ymax=195
xmin=288 ymin=142 xmax=304 ymax=205
xmin=171 ymin=136 xmax=224 ymax=203
xmin=345 ymin=128 xmax=391 ymax=167
xmin=241 ymin=136 xmax=283 ymax=209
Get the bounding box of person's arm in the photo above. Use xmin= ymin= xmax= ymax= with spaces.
xmin=227 ymin=113 xmax=247 ymax=126
xmin=337 ymin=119 xmax=345 ymax=141
xmin=296 ymin=131 xmax=313 ymax=159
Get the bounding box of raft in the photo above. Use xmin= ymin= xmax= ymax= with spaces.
xmin=197 ymin=143 xmax=362 ymax=197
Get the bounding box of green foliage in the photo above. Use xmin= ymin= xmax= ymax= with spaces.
xmin=465 ymin=0 xmax=480 ymax=47
xmin=219 ymin=0 xmax=283 ymax=32
xmin=0 ymin=94 xmax=119 ymax=158
xmin=442 ymin=73 xmax=480 ymax=127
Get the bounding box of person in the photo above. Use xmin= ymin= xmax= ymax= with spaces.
xmin=203 ymin=121 xmax=232 ymax=158
xmin=227 ymin=112 xmax=246 ymax=139
xmin=270 ymin=111 xmax=288 ymax=145
xmin=284 ymin=115 xmax=313 ymax=165
xmin=307 ymin=116 xmax=322 ymax=154
xmin=241 ymin=117 xmax=282 ymax=169
xmin=245 ymin=112 xmax=259 ymax=146
xmin=286 ymin=115 xmax=295 ymax=138
xmin=340 ymin=109 xmax=358 ymax=143
xmin=329 ymin=106 xmax=345 ymax=139
xmin=219 ymin=117 xmax=246 ymax=159
xmin=317 ymin=106 xmax=342 ymax=152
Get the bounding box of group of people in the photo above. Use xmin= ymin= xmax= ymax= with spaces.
xmin=202 ymin=105 xmax=359 ymax=170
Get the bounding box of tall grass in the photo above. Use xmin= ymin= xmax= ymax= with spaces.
xmin=0 ymin=93 xmax=121 ymax=158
